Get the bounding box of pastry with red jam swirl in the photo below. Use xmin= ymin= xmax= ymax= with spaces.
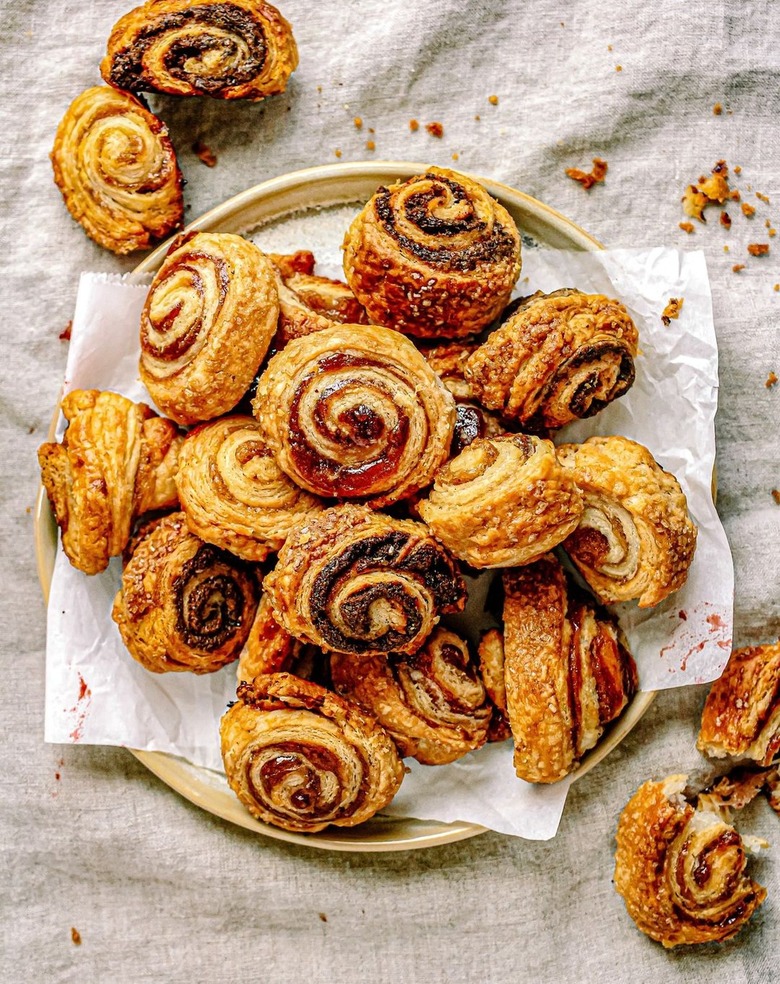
xmin=220 ymin=673 xmax=405 ymax=833
xmin=38 ymin=389 xmax=182 ymax=575
xmin=557 ymin=436 xmax=697 ymax=608
xmin=176 ymin=415 xmax=323 ymax=562
xmin=101 ymin=0 xmax=298 ymax=101
xmin=140 ymin=232 xmax=279 ymax=425
xmin=698 ymin=640 xmax=780 ymax=767
xmin=331 ymin=627 xmax=491 ymax=765
xmin=112 ymin=512 xmax=259 ymax=673
xmin=417 ymin=435 xmax=583 ymax=568
xmin=253 ymin=323 xmax=455 ymax=507
xmin=465 ymin=288 xmax=638 ymax=429
xmin=51 ymin=86 xmax=183 ymax=254
xmin=263 ymin=505 xmax=467 ymax=656
xmin=502 ymin=554 xmax=638 ymax=783
xmin=342 ymin=166 xmax=521 ymax=339
xmin=614 ymin=775 xmax=766 ymax=947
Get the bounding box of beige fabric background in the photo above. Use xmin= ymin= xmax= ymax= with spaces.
xmin=2 ymin=1 xmax=779 ymax=980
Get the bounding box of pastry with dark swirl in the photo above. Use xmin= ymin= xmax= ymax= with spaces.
xmin=175 ymin=415 xmax=323 ymax=562
xmin=331 ymin=627 xmax=491 ymax=765
xmin=465 ymin=288 xmax=638 ymax=429
xmin=253 ymin=323 xmax=455 ymax=507
xmin=38 ymin=389 xmax=182 ymax=575
xmin=140 ymin=232 xmax=279 ymax=425
xmin=51 ymin=86 xmax=183 ymax=255
xmin=557 ymin=436 xmax=697 ymax=608
xmin=614 ymin=775 xmax=766 ymax=947
xmin=101 ymin=0 xmax=298 ymax=101
xmin=263 ymin=505 xmax=467 ymax=656
xmin=274 ymin=271 xmax=369 ymax=347
xmin=698 ymin=641 xmax=780 ymax=767
xmin=417 ymin=435 xmax=583 ymax=568
xmin=112 ymin=512 xmax=259 ymax=673
xmin=502 ymin=554 xmax=638 ymax=783
xmin=342 ymin=166 xmax=521 ymax=339
xmin=220 ymin=673 xmax=405 ymax=832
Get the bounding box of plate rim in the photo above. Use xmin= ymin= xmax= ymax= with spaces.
xmin=35 ymin=159 xmax=656 ymax=852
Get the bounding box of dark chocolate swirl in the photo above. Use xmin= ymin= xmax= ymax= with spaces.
xmin=101 ymin=0 xmax=298 ymax=101
xmin=263 ymin=505 xmax=467 ymax=657
xmin=220 ymin=673 xmax=405 ymax=833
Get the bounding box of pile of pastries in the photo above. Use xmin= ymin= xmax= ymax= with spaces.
xmin=40 ymin=166 xmax=778 ymax=946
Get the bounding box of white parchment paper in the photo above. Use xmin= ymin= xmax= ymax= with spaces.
xmin=44 ymin=239 xmax=732 ymax=840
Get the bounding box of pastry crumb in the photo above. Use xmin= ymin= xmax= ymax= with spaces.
xmin=365 ymin=140 xmax=375 ymax=151
xmin=766 ymin=371 xmax=778 ymax=388
xmin=615 ymin=64 xmax=623 ymax=72
xmin=192 ymin=138 xmax=217 ymax=168
xmin=409 ymin=119 xmax=419 ymax=132
xmin=734 ymin=164 xmax=742 ymax=174
xmin=334 ymin=148 xmax=342 ymax=158
xmin=732 ymin=263 xmax=745 ymax=272
xmin=566 ymin=157 xmax=608 ymax=190
xmin=661 ymin=297 xmax=684 ymax=325
xmin=607 ymin=44 xmax=613 ymax=51
xmin=425 ymin=121 xmax=444 ymax=138
xmin=774 ymin=283 xmax=780 ymax=291
xmin=679 ymin=221 xmax=695 ymax=234
xmin=474 ymin=114 xmax=481 ymax=121
xmin=742 ymin=202 xmax=756 ymax=217
xmin=756 ymin=192 xmax=771 ymax=204
xmin=488 ymin=95 xmax=499 ymax=106
xmin=353 ymin=116 xmax=362 ymax=129
xmin=748 ymin=243 xmax=769 ymax=256
xmin=772 ymin=490 xmax=780 ymax=505
xmin=59 ymin=320 xmax=72 ymax=341
xmin=70 ymin=927 xmax=81 ymax=946
xmin=723 ymin=244 xmax=730 ymax=252
xmin=720 ymin=211 xmax=732 ymax=229
xmin=682 ymin=185 xmax=708 ymax=221
xmin=769 ymin=228 xmax=777 ymax=237
xmin=713 ymin=102 xmax=723 ymax=115
xmin=318 ymin=912 xmax=328 ymax=922
xmin=451 ymin=152 xmax=459 ymax=161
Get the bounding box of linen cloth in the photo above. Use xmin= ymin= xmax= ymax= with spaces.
xmin=2 ymin=1 xmax=779 ymax=981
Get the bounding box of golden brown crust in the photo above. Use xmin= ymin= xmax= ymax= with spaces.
xmin=175 ymin=415 xmax=323 ymax=562
xmin=253 ymin=323 xmax=456 ymax=507
xmin=274 ymin=271 xmax=369 ymax=347
xmin=219 ymin=672 xmax=404 ymax=832
xmin=139 ymin=232 xmax=279 ymax=425
xmin=236 ymin=594 xmax=303 ymax=682
xmin=37 ymin=389 xmax=182 ymax=575
xmin=263 ymin=504 xmax=466 ymax=656
xmin=417 ymin=435 xmax=583 ymax=568
xmin=697 ymin=641 xmax=780 ymax=766
xmin=342 ymin=166 xmax=521 ymax=338
xmin=101 ymin=0 xmax=298 ymax=101
xmin=464 ymin=288 xmax=638 ymax=428
xmin=331 ymin=627 xmax=491 ymax=765
xmin=51 ymin=86 xmax=183 ymax=255
xmin=267 ymin=250 xmax=316 ymax=278
xmin=502 ymin=554 xmax=638 ymax=783
xmin=477 ymin=628 xmax=512 ymax=742
xmin=112 ymin=512 xmax=259 ymax=673
xmin=614 ymin=776 xmax=766 ymax=947
xmin=557 ymin=436 xmax=697 ymax=608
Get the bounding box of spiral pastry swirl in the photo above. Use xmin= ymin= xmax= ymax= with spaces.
xmin=263 ymin=505 xmax=467 ymax=656
xmin=51 ymin=86 xmax=183 ymax=255
xmin=331 ymin=627 xmax=491 ymax=765
xmin=275 ymin=271 xmax=369 ymax=347
xmin=557 ymin=436 xmax=697 ymax=608
xmin=140 ymin=232 xmax=279 ymax=425
xmin=417 ymin=435 xmax=583 ymax=568
xmin=112 ymin=512 xmax=259 ymax=673
xmin=101 ymin=0 xmax=298 ymax=101
xmin=253 ymin=324 xmax=455 ymax=506
xmin=698 ymin=641 xmax=780 ymax=767
xmin=38 ymin=389 xmax=182 ymax=575
xmin=176 ymin=415 xmax=323 ymax=562
xmin=220 ymin=673 xmax=405 ymax=832
xmin=502 ymin=555 xmax=638 ymax=783
xmin=342 ymin=167 xmax=521 ymax=338
xmin=465 ymin=288 xmax=639 ymax=429
xmin=614 ymin=776 xmax=766 ymax=947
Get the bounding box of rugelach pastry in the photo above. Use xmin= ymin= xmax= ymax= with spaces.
xmin=465 ymin=288 xmax=638 ymax=429
xmin=220 ymin=673 xmax=404 ymax=832
xmin=101 ymin=0 xmax=298 ymax=101
xmin=331 ymin=627 xmax=492 ymax=765
xmin=263 ymin=504 xmax=466 ymax=656
xmin=417 ymin=434 xmax=583 ymax=568
xmin=112 ymin=512 xmax=259 ymax=673
xmin=477 ymin=629 xmax=512 ymax=742
xmin=38 ymin=389 xmax=182 ymax=575
xmin=175 ymin=415 xmax=322 ymax=561
xmin=614 ymin=775 xmax=766 ymax=947
xmin=51 ymin=86 xmax=183 ymax=254
xmin=236 ymin=594 xmax=303 ymax=683
xmin=342 ymin=166 xmax=521 ymax=338
xmin=275 ymin=271 xmax=369 ymax=346
xmin=253 ymin=323 xmax=455 ymax=507
xmin=698 ymin=640 xmax=780 ymax=766
xmin=557 ymin=435 xmax=697 ymax=608
xmin=139 ymin=232 xmax=279 ymax=425
xmin=501 ymin=554 xmax=638 ymax=783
